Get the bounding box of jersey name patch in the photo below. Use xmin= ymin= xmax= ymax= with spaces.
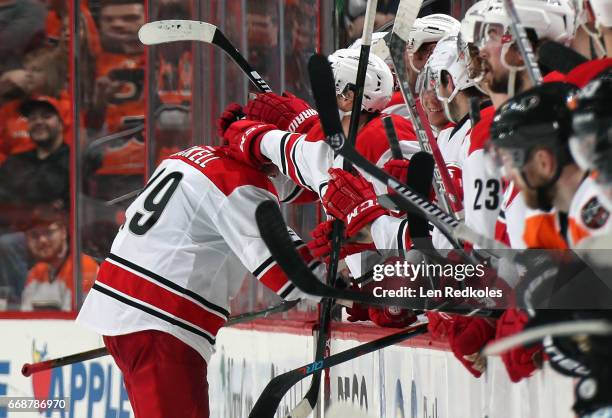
xmin=581 ymin=197 xmax=610 ymax=229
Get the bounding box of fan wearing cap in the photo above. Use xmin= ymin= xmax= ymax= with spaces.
xmin=20 ymin=204 xmax=97 ymax=311
xmin=0 ymin=96 xmax=69 ymax=208
xmin=489 ymin=82 xmax=611 ymax=248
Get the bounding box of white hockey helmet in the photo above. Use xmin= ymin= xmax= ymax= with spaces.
xmin=349 ymin=32 xmax=393 ymax=66
xmin=428 ymin=35 xmax=478 ymax=101
xmin=469 ymin=0 xmax=576 ymax=47
xmin=419 ymin=35 xmax=479 ymax=122
xmin=588 ymin=0 xmax=612 ymax=28
xmin=460 ymin=0 xmax=488 ymax=44
xmin=328 ymin=48 xmax=394 ymax=112
xmin=407 ymin=14 xmax=461 ymax=53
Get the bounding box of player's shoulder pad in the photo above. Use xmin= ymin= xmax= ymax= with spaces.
xmin=566 ymin=58 xmax=612 ymax=88
xmin=170 ymin=146 xmax=277 ymax=197
xmin=355 ymin=114 xmax=416 ymax=163
xmin=467 ymin=105 xmax=496 ymax=156
xmin=304 ymin=120 xmax=326 ymax=142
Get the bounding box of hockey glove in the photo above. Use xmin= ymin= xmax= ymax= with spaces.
xmin=224 ymin=119 xmax=277 ymax=169
xmin=383 ymin=158 xmax=409 ymax=184
xmin=323 ymin=168 xmax=387 ymax=237
xmin=307 ymin=220 xmax=375 ymax=262
xmin=345 ymin=280 xmax=417 ymax=328
xmin=495 ymin=308 xmax=542 ymax=382
xmin=448 ymin=315 xmax=497 ymax=378
xmin=245 ymin=91 xmax=319 ymax=134
xmin=217 ymin=103 xmax=245 ymax=138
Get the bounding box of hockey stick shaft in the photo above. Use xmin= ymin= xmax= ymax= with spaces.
xmin=385 ymin=0 xmax=464 ymax=217
xmin=291 ymin=6 xmax=379 ymax=416
xmin=502 ymin=0 xmax=543 ymax=85
xmin=249 ymin=323 xmax=428 ymax=418
xmin=22 ymin=347 xmax=108 ymax=377
xmin=21 ymin=300 xmax=299 ymax=377
xmin=347 ymin=0 xmax=379 ymax=150
xmin=483 ymin=320 xmax=612 ymax=356
xmin=139 ymin=20 xmax=272 ymax=93
xmin=382 ymin=115 xmax=403 ymax=159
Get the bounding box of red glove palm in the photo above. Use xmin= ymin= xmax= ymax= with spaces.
xmin=217 ymin=103 xmax=245 ymax=138
xmin=495 ymin=308 xmax=542 ymax=382
xmin=224 ymin=120 xmax=277 ymax=169
xmin=323 ymin=168 xmax=387 ymax=237
xmin=245 ymin=91 xmax=319 ymax=134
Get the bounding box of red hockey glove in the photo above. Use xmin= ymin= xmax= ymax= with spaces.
xmin=495 ymin=308 xmax=543 ymax=382
xmin=425 ymin=311 xmax=454 ymax=340
xmin=307 ymin=220 xmax=375 ymax=262
xmin=323 ymin=168 xmax=387 ymax=237
xmin=368 ymin=305 xmax=418 ymax=328
xmin=345 ymin=279 xmax=418 ymax=328
xmin=383 ymin=158 xmax=409 ymax=184
xmin=447 ymin=315 xmax=497 ymax=378
xmin=217 ymin=103 xmax=245 ymax=138
xmin=245 ymin=91 xmax=319 ymax=134
xmin=224 ymin=119 xmax=277 ymax=169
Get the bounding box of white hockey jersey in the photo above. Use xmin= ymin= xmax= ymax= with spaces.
xmin=462 ymin=106 xmax=505 ymax=249
xmin=77 ymin=145 xmax=321 ymax=362
xmin=431 ymin=116 xmax=470 ymax=250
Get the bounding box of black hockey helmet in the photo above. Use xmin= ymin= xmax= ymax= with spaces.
xmin=490 ymin=82 xmax=579 ymax=170
xmin=568 ymin=69 xmax=612 ymax=175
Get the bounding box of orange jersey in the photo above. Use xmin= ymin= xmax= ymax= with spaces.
xmin=523 ymin=209 xmax=569 ymax=249
xmin=0 ymin=100 xmax=33 ymax=164
xmin=567 ymin=176 xmax=611 ymax=247
xmin=21 ymin=254 xmax=98 ymax=311
xmin=97 ymin=52 xmax=145 ymax=133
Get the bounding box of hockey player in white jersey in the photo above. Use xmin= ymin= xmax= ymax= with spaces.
xmin=76 ymin=139 xmax=322 ymax=418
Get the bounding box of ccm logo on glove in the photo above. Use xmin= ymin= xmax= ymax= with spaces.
xmin=347 ymin=199 xmax=377 ymax=224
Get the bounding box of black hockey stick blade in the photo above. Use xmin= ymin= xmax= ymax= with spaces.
xmin=249 ymin=323 xmax=428 ymax=418
xmin=225 ymin=299 xmax=299 ymax=326
xmin=406 ymin=151 xmax=434 ymax=247
xmin=538 ymin=40 xmax=588 ymax=74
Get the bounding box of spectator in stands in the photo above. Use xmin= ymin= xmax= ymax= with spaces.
xmin=48 ymin=1 xmax=100 ymax=113
xmin=20 ymin=204 xmax=97 ymax=311
xmin=0 ymin=47 xmax=69 ymax=164
xmin=0 ymin=0 xmax=46 ymax=74
xmin=0 ymin=96 xmax=70 ymax=213
xmin=88 ymin=0 xmax=145 ymax=133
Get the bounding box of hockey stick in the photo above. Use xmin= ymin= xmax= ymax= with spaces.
xmin=483 ymin=319 xmax=612 ymax=356
xmin=289 ymin=5 xmax=381 ymax=417
xmin=138 ymin=20 xmax=272 ymax=93
xmin=384 ymin=0 xmax=464 ymax=218
xmin=501 ymin=0 xmax=543 ymax=85
xmin=256 ymin=201 xmax=500 ymax=317
xmin=21 ymin=299 xmax=299 ymax=377
xmin=309 ymin=53 xmax=508 ymax=254
xmin=249 ymin=322 xmax=428 ymax=418
xmin=382 ymin=115 xmax=403 ymax=160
